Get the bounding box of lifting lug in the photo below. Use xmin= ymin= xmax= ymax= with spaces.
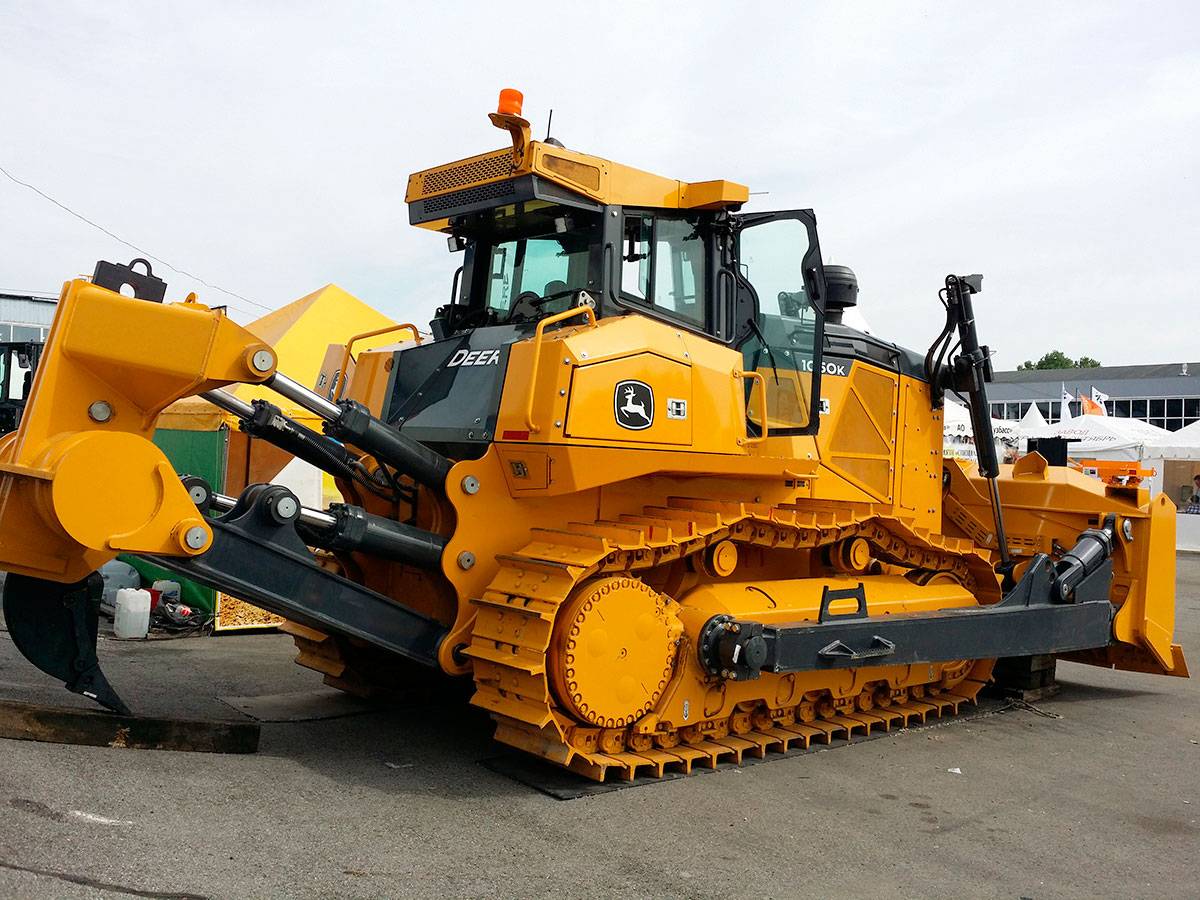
xmin=91 ymin=258 xmax=167 ymax=303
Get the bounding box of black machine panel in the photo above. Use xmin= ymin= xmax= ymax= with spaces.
xmin=384 ymin=324 xmax=528 ymax=454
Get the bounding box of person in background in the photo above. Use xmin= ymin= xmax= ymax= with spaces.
xmin=1192 ymin=474 xmax=1200 ymax=504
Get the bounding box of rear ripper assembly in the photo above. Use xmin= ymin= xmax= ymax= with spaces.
xmin=0 ymin=90 xmax=1186 ymax=782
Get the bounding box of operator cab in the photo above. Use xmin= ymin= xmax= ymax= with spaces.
xmin=404 ymin=90 xmax=832 ymax=448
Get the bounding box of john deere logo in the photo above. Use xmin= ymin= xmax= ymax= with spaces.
xmin=614 ymin=380 xmax=653 ymax=430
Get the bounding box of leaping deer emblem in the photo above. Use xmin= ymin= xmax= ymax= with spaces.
xmin=619 ymin=386 xmax=651 ymax=425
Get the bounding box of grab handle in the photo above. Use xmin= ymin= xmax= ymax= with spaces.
xmin=335 ymin=324 xmax=421 ymax=400
xmin=525 ymin=306 xmax=598 ymax=433
xmin=738 ymin=369 xmax=770 ymax=446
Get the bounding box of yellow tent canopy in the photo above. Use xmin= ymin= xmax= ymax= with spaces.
xmin=158 ymin=284 xmax=398 ymax=430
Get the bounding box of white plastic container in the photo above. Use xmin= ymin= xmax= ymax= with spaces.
xmin=99 ymin=560 xmax=141 ymax=613
xmin=151 ymin=579 xmax=182 ymax=606
xmin=113 ymin=588 xmax=152 ymax=639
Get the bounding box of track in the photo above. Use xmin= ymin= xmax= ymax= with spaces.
xmin=466 ymin=496 xmax=999 ymax=782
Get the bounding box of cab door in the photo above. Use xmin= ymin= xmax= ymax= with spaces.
xmin=731 ymin=209 xmax=828 ymax=436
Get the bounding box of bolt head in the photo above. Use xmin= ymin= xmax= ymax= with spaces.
xmin=251 ymin=349 xmax=275 ymax=373
xmin=184 ymin=526 xmax=208 ymax=550
xmin=275 ymin=495 xmax=299 ymax=520
xmin=188 ymin=485 xmax=208 ymax=505
xmin=461 ymin=475 xmax=480 ymax=495
xmin=1122 ymin=518 xmax=1134 ymax=542
xmin=88 ymin=400 xmax=114 ymax=423
xmin=457 ymin=550 xmax=476 ymax=570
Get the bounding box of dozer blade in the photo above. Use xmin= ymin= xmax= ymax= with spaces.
xmin=2 ymin=572 xmax=131 ymax=716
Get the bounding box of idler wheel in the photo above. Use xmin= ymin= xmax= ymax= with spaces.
xmin=549 ymin=576 xmax=683 ymax=728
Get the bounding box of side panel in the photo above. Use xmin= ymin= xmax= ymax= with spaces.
xmin=565 ymin=354 xmax=693 ymax=445
xmin=495 ymin=315 xmax=747 ymax=456
xmin=385 ymin=326 xmax=521 ymax=448
xmin=895 ymin=376 xmax=943 ymax=532
xmin=816 ymin=360 xmax=898 ymax=504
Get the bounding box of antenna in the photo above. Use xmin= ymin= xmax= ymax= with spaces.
xmin=545 ymin=108 xmax=554 ymax=141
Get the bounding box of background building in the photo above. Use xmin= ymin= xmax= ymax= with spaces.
xmin=989 ymin=362 xmax=1200 ymax=432
xmin=0 ymin=292 xmax=56 ymax=343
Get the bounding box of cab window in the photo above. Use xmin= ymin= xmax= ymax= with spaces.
xmin=485 ymin=233 xmax=593 ymax=315
xmin=621 ymin=214 xmax=706 ymax=328
xmin=471 ymin=203 xmax=603 ymax=323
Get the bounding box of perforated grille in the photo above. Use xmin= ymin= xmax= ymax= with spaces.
xmin=826 ymin=365 xmax=898 ymax=500
xmin=422 ymin=179 xmax=517 ymax=213
xmin=418 ymin=151 xmax=513 ymax=197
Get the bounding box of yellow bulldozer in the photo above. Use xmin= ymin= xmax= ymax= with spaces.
xmin=0 ymin=90 xmax=1187 ymax=781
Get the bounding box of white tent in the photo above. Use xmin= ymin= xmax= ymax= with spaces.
xmin=1152 ymin=419 xmax=1200 ymax=461
xmin=1019 ymin=403 xmax=1047 ymax=429
xmin=1022 ymin=415 xmax=1172 ymax=455
xmin=942 ymin=400 xmax=1017 ymax=464
xmin=1022 ymin=414 xmax=1173 ymax=494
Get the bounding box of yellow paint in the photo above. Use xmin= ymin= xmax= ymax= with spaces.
xmin=566 ymin=354 xmax=693 ymax=445
xmin=546 ymin=576 xmax=683 ymax=728
xmin=406 ymin=131 xmax=749 ymax=232
xmin=0 ymin=279 xmax=273 ymax=581
xmin=159 ymin=283 xmax=398 ymax=431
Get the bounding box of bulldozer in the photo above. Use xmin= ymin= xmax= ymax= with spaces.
xmin=0 ymin=89 xmax=1187 ymax=782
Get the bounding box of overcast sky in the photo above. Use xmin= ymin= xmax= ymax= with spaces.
xmin=2 ymin=2 xmax=1197 ymax=369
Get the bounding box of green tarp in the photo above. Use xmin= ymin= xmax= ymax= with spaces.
xmin=119 ymin=427 xmax=228 ymax=615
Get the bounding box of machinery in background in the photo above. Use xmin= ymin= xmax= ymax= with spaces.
xmin=0 ymin=90 xmax=1186 ymax=781
xmin=1074 ymin=459 xmax=1158 ymax=489
xmin=0 ymin=340 xmax=43 ymax=433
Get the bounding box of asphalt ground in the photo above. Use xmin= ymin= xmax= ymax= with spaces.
xmin=0 ymin=558 xmax=1197 ymax=900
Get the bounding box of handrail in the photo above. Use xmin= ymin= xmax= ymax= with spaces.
xmin=524 ymin=306 xmax=598 ymax=433
xmin=738 ymin=369 xmax=770 ymax=446
xmin=335 ymin=323 xmax=421 ymax=400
